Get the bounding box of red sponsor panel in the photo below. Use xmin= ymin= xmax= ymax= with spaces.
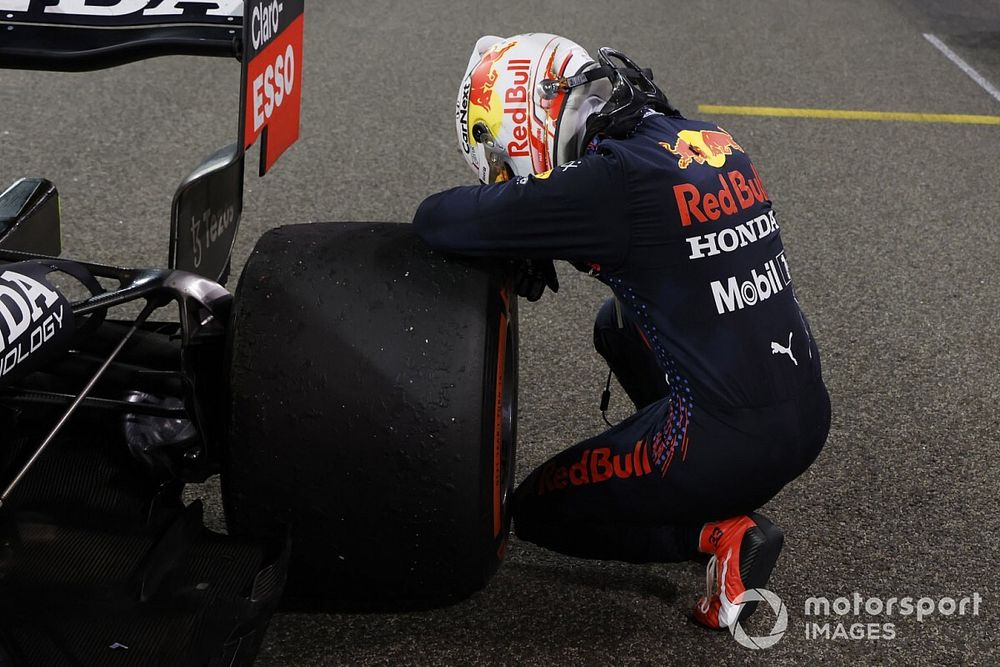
xmin=244 ymin=14 xmax=304 ymax=174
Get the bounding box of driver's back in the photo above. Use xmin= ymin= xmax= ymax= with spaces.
xmin=595 ymin=112 xmax=824 ymax=410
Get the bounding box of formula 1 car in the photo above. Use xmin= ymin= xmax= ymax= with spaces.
xmin=0 ymin=3 xmax=517 ymax=665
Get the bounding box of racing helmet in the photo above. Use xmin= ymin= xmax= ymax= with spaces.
xmin=455 ymin=34 xmax=679 ymax=183
xmin=455 ymin=33 xmax=611 ymax=183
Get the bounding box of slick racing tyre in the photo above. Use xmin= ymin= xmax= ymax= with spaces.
xmin=222 ymin=222 xmax=517 ymax=609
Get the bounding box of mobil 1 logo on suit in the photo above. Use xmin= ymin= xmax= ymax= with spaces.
xmin=711 ymin=250 xmax=792 ymax=315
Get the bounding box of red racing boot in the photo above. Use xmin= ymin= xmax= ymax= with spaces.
xmin=691 ymin=512 xmax=784 ymax=630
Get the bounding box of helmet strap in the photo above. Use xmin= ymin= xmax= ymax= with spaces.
xmin=578 ymin=48 xmax=680 ymax=148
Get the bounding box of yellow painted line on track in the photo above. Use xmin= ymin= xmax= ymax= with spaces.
xmin=697 ymin=104 xmax=1000 ymax=125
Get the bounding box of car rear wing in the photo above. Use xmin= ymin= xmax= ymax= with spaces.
xmin=0 ymin=0 xmax=304 ymax=283
xmin=0 ymin=1 xmax=243 ymax=71
xmin=0 ymin=0 xmax=302 ymax=172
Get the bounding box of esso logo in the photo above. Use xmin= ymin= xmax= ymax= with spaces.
xmin=252 ymin=44 xmax=295 ymax=132
xmin=250 ymin=0 xmax=282 ymax=51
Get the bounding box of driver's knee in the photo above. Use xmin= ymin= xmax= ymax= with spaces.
xmin=593 ymin=298 xmax=669 ymax=410
xmin=593 ymin=297 xmax=626 ymax=361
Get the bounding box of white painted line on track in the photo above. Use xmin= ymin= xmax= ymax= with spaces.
xmin=924 ymin=33 xmax=1000 ymax=106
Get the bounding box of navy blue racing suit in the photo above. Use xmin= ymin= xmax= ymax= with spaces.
xmin=413 ymin=111 xmax=831 ymax=564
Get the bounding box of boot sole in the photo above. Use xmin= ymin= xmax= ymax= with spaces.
xmin=736 ymin=512 xmax=784 ymax=623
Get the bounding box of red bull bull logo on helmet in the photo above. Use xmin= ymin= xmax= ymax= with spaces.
xmin=468 ymin=40 xmax=518 ymax=113
xmin=660 ymin=128 xmax=744 ymax=169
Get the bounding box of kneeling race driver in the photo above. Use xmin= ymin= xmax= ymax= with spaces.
xmin=413 ymin=34 xmax=831 ymax=629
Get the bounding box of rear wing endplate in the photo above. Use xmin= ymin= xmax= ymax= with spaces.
xmin=169 ymin=0 xmax=304 ymax=282
xmin=0 ymin=1 xmax=305 ymax=283
xmin=0 ymin=1 xmax=303 ymax=174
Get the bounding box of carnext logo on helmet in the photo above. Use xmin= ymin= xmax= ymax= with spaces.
xmin=457 ymin=81 xmax=472 ymax=155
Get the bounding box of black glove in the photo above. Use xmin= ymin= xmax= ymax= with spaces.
xmin=513 ymin=259 xmax=559 ymax=302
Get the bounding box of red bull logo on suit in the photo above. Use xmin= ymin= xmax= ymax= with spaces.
xmin=537 ymin=440 xmax=653 ymax=495
xmin=660 ymin=128 xmax=744 ymax=169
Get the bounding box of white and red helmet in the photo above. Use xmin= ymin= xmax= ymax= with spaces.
xmin=455 ymin=33 xmax=612 ymax=183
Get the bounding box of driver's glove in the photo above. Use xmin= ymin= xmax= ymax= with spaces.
xmin=513 ymin=259 xmax=559 ymax=302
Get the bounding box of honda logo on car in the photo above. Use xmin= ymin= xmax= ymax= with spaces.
xmin=0 ymin=270 xmax=66 ymax=378
xmin=0 ymin=0 xmax=242 ymax=16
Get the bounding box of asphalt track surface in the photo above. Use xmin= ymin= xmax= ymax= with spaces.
xmin=1 ymin=1 xmax=999 ymax=665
